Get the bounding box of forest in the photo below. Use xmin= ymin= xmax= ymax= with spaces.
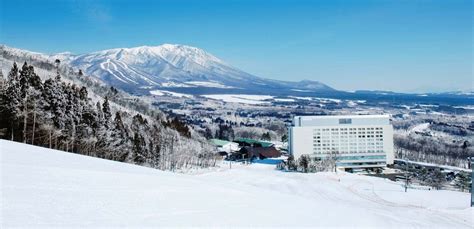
xmin=0 ymin=61 xmax=217 ymax=171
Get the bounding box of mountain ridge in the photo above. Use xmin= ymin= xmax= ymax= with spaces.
xmin=1 ymin=44 xmax=334 ymax=95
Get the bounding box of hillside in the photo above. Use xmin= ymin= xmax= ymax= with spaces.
xmin=1 ymin=140 xmax=472 ymax=228
xmin=0 ymin=44 xmax=215 ymax=173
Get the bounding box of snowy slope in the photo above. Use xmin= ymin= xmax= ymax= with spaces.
xmin=62 ymin=44 xmax=262 ymax=89
xmin=1 ymin=140 xmax=472 ymax=228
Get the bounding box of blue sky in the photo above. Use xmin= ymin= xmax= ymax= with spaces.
xmin=0 ymin=0 xmax=472 ymax=92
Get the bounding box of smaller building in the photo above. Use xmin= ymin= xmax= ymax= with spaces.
xmin=209 ymin=139 xmax=240 ymax=153
xmin=237 ymin=146 xmax=282 ymax=160
xmin=234 ymin=138 xmax=274 ymax=148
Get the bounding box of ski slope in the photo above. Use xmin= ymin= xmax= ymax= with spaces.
xmin=1 ymin=140 xmax=472 ymax=227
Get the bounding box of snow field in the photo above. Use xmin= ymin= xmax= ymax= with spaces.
xmin=1 ymin=140 xmax=472 ymax=227
xmin=202 ymin=94 xmax=274 ymax=105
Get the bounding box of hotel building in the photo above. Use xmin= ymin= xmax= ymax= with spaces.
xmin=288 ymin=115 xmax=394 ymax=169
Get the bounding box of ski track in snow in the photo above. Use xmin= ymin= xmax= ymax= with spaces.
xmin=1 ymin=140 xmax=472 ymax=228
xmin=100 ymin=59 xmax=138 ymax=84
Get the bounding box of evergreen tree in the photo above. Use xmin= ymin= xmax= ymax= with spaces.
xmin=42 ymin=76 xmax=66 ymax=129
xmin=27 ymin=65 xmax=42 ymax=90
xmin=298 ymin=155 xmax=310 ymax=173
xmin=79 ymin=86 xmax=88 ymax=100
xmin=427 ymin=168 xmax=447 ymax=190
xmin=454 ymin=171 xmax=471 ymax=192
xmin=203 ymin=127 xmax=213 ymax=139
xmin=18 ymin=62 xmax=30 ymax=98
xmin=261 ymin=132 xmax=271 ymax=141
xmin=216 ymin=124 xmax=234 ymax=141
xmin=113 ymin=111 xmax=125 ymax=132
xmin=164 ymin=117 xmax=190 ymax=138
xmin=1 ymin=63 xmax=21 ymax=140
xmin=287 ymin=155 xmax=297 ymax=171
xmin=102 ymin=97 xmax=112 ymax=128
xmin=109 ymin=111 xmax=130 ymax=161
xmin=54 ymin=59 xmax=60 ymax=69
xmin=132 ymin=132 xmax=146 ymax=164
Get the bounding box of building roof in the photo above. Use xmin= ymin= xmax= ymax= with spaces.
xmin=209 ymin=139 xmax=234 ymax=147
xmin=234 ymin=138 xmax=274 ymax=148
xmin=294 ymin=114 xmax=390 ymax=120
xmin=293 ymin=114 xmax=391 ymax=127
xmin=240 ymin=146 xmax=282 ymax=159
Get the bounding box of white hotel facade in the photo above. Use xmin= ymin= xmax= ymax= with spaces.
xmin=288 ymin=115 xmax=394 ymax=169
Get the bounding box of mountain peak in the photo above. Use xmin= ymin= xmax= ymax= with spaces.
xmin=1 ymin=44 xmax=334 ymax=94
xmin=88 ymin=44 xmax=226 ymax=69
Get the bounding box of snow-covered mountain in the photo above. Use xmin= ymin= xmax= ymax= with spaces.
xmin=56 ymin=44 xmax=335 ymax=94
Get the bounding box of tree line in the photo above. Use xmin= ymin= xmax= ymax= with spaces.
xmin=277 ymin=152 xmax=339 ymax=173
xmin=394 ymin=134 xmax=472 ymax=168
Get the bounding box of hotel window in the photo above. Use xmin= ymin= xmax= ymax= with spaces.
xmin=339 ymin=118 xmax=352 ymax=124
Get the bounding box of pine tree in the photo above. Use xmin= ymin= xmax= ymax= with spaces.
xmin=79 ymin=86 xmax=88 ymax=100
xmin=203 ymin=127 xmax=213 ymax=139
xmin=54 ymin=59 xmax=60 ymax=69
xmin=96 ymin=101 xmax=103 ymax=123
xmin=76 ymin=103 xmax=98 ymax=155
xmin=428 ymin=168 xmax=447 ymax=190
xmin=43 ymin=76 xmax=66 ymax=129
xmin=454 ymin=171 xmax=471 ymax=192
xmin=298 ymin=155 xmax=310 ymax=173
xmin=216 ymin=124 xmax=234 ymax=141
xmin=261 ymin=132 xmax=271 ymax=141
xmin=1 ymin=63 xmax=21 ymax=140
xmin=110 ymin=111 xmax=130 ymax=161
xmin=113 ymin=111 xmax=125 ymax=132
xmin=27 ymin=65 xmax=42 ymax=90
xmin=287 ymin=155 xmax=297 ymax=171
xmin=102 ymin=97 xmax=112 ymax=128
xmin=133 ymin=132 xmax=146 ymax=164
xmin=18 ymin=62 xmax=30 ymax=98
xmin=0 ymin=68 xmax=8 ymax=138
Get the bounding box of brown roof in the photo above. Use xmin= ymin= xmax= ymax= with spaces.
xmin=240 ymin=146 xmax=281 ymax=159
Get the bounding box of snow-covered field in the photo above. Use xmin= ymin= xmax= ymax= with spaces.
xmin=186 ymin=81 xmax=235 ymax=88
xmin=410 ymin=122 xmax=431 ymax=134
xmin=1 ymin=140 xmax=472 ymax=228
xmin=149 ymin=89 xmax=193 ymax=98
xmin=203 ymin=94 xmax=274 ymax=104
